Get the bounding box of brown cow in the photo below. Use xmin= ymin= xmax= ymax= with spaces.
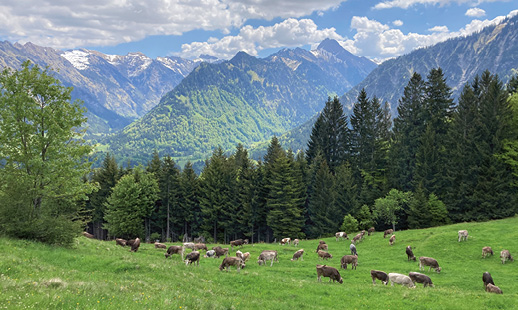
xmin=368 ymin=227 xmax=375 ymax=236
xmin=212 ymin=246 xmax=229 ymax=258
xmin=482 ymin=247 xmax=494 ymax=258
xmin=419 ymin=256 xmax=441 ymax=273
xmin=185 ymin=251 xmax=200 ymax=266
xmin=258 ymin=250 xmax=278 ymax=266
xmin=316 ymin=265 xmax=343 ymax=284
xmin=316 ymin=242 xmax=328 ymax=252
xmin=165 ymin=245 xmax=184 ymax=260
xmin=352 ymin=234 xmax=362 ymax=244
xmin=280 ymin=238 xmax=291 ymax=245
xmin=389 ymin=235 xmax=396 ymax=246
xmin=371 ymin=270 xmax=388 ymax=285
xmin=128 ymin=238 xmax=141 ymax=252
xmin=219 ymin=257 xmax=245 ymax=272
xmin=291 ymin=249 xmax=304 ymax=261
xmin=292 ymin=239 xmax=300 ymax=247
xmin=406 ymin=246 xmax=416 ymax=261
xmin=340 ymin=255 xmax=358 ymax=270
xmin=115 ymin=238 xmax=127 ymax=247
xmin=409 ymin=272 xmax=434 ymax=287
xmin=482 ymin=272 xmax=495 ymax=288
xmin=82 ymin=232 xmax=94 ymax=239
xmin=500 ymin=250 xmax=513 ymax=264
xmin=230 ymin=239 xmax=244 ymax=250
xmin=242 ymin=252 xmax=250 ymax=262
xmin=384 ymin=229 xmax=394 ymax=238
xmin=335 ymin=232 xmax=349 ymax=241
xmin=154 ymin=242 xmax=167 ymax=249
xmin=486 ymin=283 xmax=503 ymax=294
xmin=194 ymin=243 xmax=208 ymax=251
xmin=317 ymin=250 xmax=332 ymax=260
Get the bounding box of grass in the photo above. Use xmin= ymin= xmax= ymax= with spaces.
xmin=1 ymin=217 xmax=518 ymax=309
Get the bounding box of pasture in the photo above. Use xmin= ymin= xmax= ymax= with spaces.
xmin=1 ymin=217 xmax=517 ymax=309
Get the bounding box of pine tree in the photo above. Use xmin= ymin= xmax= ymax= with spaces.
xmin=179 ymin=162 xmax=200 ymax=241
xmin=306 ymin=158 xmax=337 ymax=237
xmin=334 ymin=162 xmax=359 ymax=218
xmin=160 ymin=156 xmax=181 ymax=241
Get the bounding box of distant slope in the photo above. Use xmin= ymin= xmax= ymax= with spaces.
xmin=103 ymin=40 xmax=377 ymax=165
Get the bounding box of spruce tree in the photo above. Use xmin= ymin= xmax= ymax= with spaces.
xmin=306 ymin=158 xmax=337 ymax=237
xmin=160 ymin=156 xmax=181 ymax=241
xmin=179 ymin=162 xmax=200 ymax=241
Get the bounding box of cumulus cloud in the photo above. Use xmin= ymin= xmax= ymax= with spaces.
xmin=0 ymin=0 xmax=346 ymax=49
xmin=429 ymin=25 xmax=449 ymax=32
xmin=374 ymin=0 xmax=504 ymax=10
xmin=177 ymin=18 xmax=343 ymax=59
xmin=465 ymin=8 xmax=486 ymax=17
xmin=393 ymin=20 xmax=404 ymax=26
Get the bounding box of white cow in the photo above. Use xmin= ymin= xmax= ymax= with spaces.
xmin=458 ymin=230 xmax=468 ymax=242
xmin=335 ymin=232 xmax=349 ymax=241
xmin=258 ymin=250 xmax=278 ymax=266
xmin=388 ymin=273 xmax=415 ymax=288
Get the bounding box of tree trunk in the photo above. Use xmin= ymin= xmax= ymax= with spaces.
xmin=392 ymin=222 xmax=396 ymax=232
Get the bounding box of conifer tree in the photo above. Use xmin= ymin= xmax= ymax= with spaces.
xmin=306 ymin=158 xmax=337 ymax=237
xmin=179 ymin=162 xmax=200 ymax=240
xmin=160 ymin=156 xmax=181 ymax=241
xmin=334 ymin=162 xmax=359 ymax=218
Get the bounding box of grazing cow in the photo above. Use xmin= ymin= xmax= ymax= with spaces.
xmin=482 ymin=247 xmax=494 ymax=258
xmin=154 ymin=242 xmax=167 ymax=249
xmin=406 ymin=246 xmax=416 ymax=261
xmin=82 ymin=232 xmax=94 ymax=239
xmin=500 ymin=250 xmax=513 ymax=264
xmin=486 ymin=283 xmax=503 ymax=294
xmin=204 ymin=250 xmax=216 ymax=258
xmin=129 ymin=238 xmax=141 ymax=252
xmin=384 ymin=229 xmax=394 ymax=238
xmin=236 ymin=250 xmax=244 ymax=261
xmin=194 ymin=236 xmax=206 ymax=244
xmin=388 ymin=273 xmax=415 ymax=288
xmin=258 ymin=250 xmax=278 ymax=267
xmin=316 ymin=243 xmax=328 ymax=252
xmin=389 ymin=235 xmax=396 ymax=246
xmin=482 ymin=272 xmax=495 ymax=288
xmin=316 ymin=265 xmax=343 ymax=284
xmin=458 ymin=230 xmax=469 ymax=242
xmin=371 ymin=270 xmax=389 ymax=285
xmin=242 ymin=252 xmax=250 ymax=262
xmin=368 ymin=227 xmax=375 ymax=236
xmin=212 ymin=246 xmax=229 ymax=258
xmin=243 ymin=239 xmax=249 ymax=245
xmin=194 ymin=243 xmax=208 ymax=251
xmin=280 ymin=238 xmax=291 ymax=245
xmin=183 ymin=242 xmax=195 ymax=251
xmin=219 ymin=257 xmax=245 ymax=272
xmin=317 ymin=250 xmax=333 ymax=260
xmin=335 ymin=232 xmax=349 ymax=241
xmin=419 ymin=256 xmax=442 ymax=273
xmin=350 ymin=243 xmax=358 ymax=256
xmin=360 ymin=230 xmax=366 ymax=239
xmin=409 ymin=272 xmax=434 ymax=287
xmin=340 ymin=255 xmax=358 ymax=270
xmin=291 ymin=249 xmax=304 ymax=261
xmin=165 ymin=246 xmax=185 ymax=260
xmin=115 ymin=238 xmax=127 ymax=247
xmin=185 ymin=251 xmax=200 ymax=266
xmin=230 ymin=239 xmax=244 ymax=250
xmin=352 ymin=234 xmax=362 ymax=244
xmin=292 ymin=239 xmax=300 ymax=247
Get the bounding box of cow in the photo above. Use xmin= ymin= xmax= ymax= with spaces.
xmin=185 ymin=251 xmax=200 ymax=266
xmin=230 ymin=239 xmax=244 ymax=250
xmin=352 ymin=234 xmax=362 ymax=244
xmin=482 ymin=247 xmax=494 ymax=258
xmin=316 ymin=264 xmax=343 ymax=284
xmin=350 ymin=243 xmax=358 ymax=256
xmin=371 ymin=270 xmax=389 ymax=285
xmin=419 ymin=256 xmax=442 ymax=273
xmin=368 ymin=227 xmax=375 ymax=236
xmin=280 ymin=238 xmax=291 ymax=245
xmin=388 ymin=273 xmax=415 ymax=288
xmin=258 ymin=250 xmax=278 ymax=267
xmin=183 ymin=242 xmax=195 ymax=251
xmin=458 ymin=230 xmax=468 ymax=242
xmin=340 ymin=255 xmax=358 ymax=270
xmin=236 ymin=250 xmax=244 ymax=261
xmin=360 ymin=230 xmax=366 ymax=239
xmin=406 ymin=246 xmax=416 ymax=261
xmin=219 ymin=257 xmax=245 ymax=272
xmin=165 ymin=245 xmax=185 ymax=260
xmin=389 ymin=235 xmax=396 ymax=246
xmin=482 ymin=272 xmax=495 ymax=288
xmin=82 ymin=231 xmax=94 ymax=239
xmin=242 ymin=252 xmax=250 ymax=262
xmin=500 ymin=250 xmax=513 ymax=264
xmin=486 ymin=283 xmax=503 ymax=294
xmin=317 ymin=250 xmax=333 ymax=260
xmin=409 ymin=272 xmax=434 ymax=287
xmin=212 ymin=246 xmax=229 ymax=258
xmin=128 ymin=238 xmax=141 ymax=252
xmin=335 ymin=232 xmax=349 ymax=241
xmin=115 ymin=238 xmax=127 ymax=247
xmin=291 ymin=249 xmax=304 ymax=261
xmin=204 ymin=250 xmax=216 ymax=258
xmin=292 ymin=239 xmax=300 ymax=247
xmin=316 ymin=242 xmax=328 ymax=252
xmin=384 ymin=229 xmax=394 ymax=238
xmin=194 ymin=243 xmax=208 ymax=251
xmin=154 ymin=242 xmax=167 ymax=249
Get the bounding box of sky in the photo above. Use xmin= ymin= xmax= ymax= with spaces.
xmin=0 ymin=0 xmax=516 ymax=63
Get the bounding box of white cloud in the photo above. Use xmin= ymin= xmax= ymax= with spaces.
xmin=374 ymin=0 xmax=505 ymax=10
xmin=0 ymin=0 xmax=347 ymax=49
xmin=465 ymin=8 xmax=486 ymax=17
xmin=429 ymin=25 xmax=449 ymax=32
xmin=177 ymin=18 xmax=343 ymax=59
xmin=393 ymin=20 xmax=404 ymax=26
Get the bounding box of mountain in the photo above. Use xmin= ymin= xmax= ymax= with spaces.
xmin=268 ymin=14 xmax=518 ymax=156
xmin=102 ymin=40 xmax=377 ymax=165
xmin=0 ymin=41 xmax=207 ymax=134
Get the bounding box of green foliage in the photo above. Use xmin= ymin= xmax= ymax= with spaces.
xmin=373 ymin=189 xmax=412 ymax=231
xmin=355 ymin=204 xmax=375 ymax=230
xmin=0 ymin=61 xmax=95 ymax=246
xmin=340 ymin=214 xmax=359 ymax=234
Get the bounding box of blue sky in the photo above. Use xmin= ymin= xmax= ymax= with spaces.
xmin=0 ymin=0 xmax=516 ymax=62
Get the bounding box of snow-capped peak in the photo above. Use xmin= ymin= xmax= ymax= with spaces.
xmin=62 ymin=49 xmax=91 ymax=70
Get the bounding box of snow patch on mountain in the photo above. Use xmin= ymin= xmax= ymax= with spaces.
xmin=62 ymin=50 xmax=90 ymax=70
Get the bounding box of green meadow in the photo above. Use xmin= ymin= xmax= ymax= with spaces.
xmin=1 ymin=217 xmax=517 ymax=310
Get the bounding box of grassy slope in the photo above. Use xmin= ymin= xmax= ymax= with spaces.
xmin=1 ymin=217 xmax=517 ymax=309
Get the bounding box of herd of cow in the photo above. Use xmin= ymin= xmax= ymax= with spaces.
xmin=106 ymin=228 xmax=513 ymax=295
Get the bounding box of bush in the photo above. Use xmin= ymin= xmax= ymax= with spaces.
xmin=340 ymin=214 xmax=359 ymax=234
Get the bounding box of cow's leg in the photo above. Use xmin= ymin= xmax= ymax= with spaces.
xmin=270 ymin=258 xmax=274 ymax=267
xmin=372 ymin=276 xmax=376 ymax=285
